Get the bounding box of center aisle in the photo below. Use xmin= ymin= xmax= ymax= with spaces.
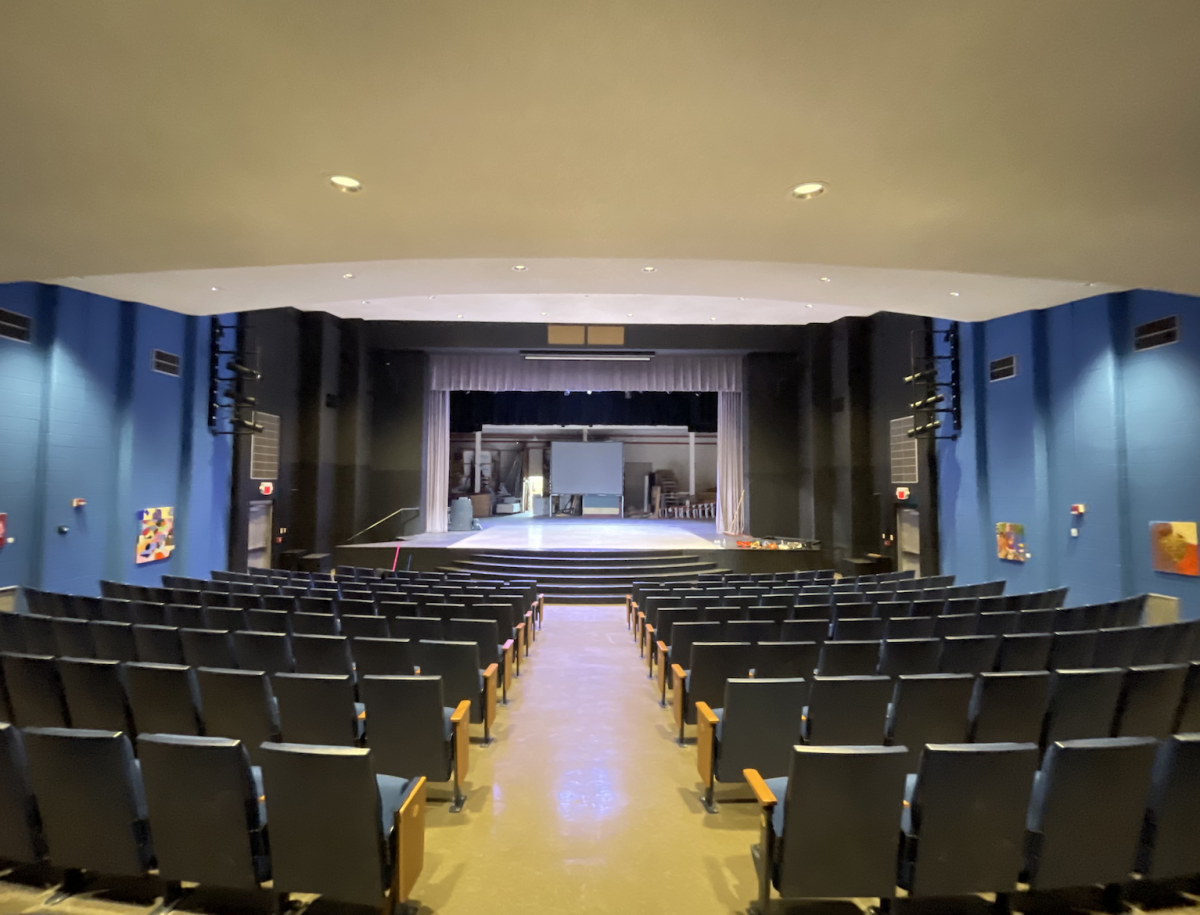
xmin=412 ymin=604 xmax=761 ymax=914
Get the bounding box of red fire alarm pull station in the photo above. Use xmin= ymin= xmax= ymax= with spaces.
xmin=71 ymin=498 xmax=87 ymax=508
xmin=259 ymin=482 xmax=274 ymax=496
xmin=1070 ymin=503 xmax=1086 ymax=515
xmin=895 ymin=487 xmax=910 ymax=501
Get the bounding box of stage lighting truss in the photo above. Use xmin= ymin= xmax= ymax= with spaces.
xmin=904 ymin=323 xmax=961 ymax=440
xmin=209 ymin=317 xmax=264 ymax=435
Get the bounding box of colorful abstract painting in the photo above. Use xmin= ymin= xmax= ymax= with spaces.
xmin=136 ymin=507 xmax=175 ymax=564
xmin=996 ymin=522 xmax=1028 ymax=562
xmin=1150 ymin=521 xmax=1199 ymax=576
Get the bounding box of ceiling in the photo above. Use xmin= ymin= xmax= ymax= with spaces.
xmin=2 ymin=2 xmax=1198 ymax=325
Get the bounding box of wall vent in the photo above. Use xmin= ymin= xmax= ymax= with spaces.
xmin=151 ymin=349 xmax=181 ymax=376
xmin=0 ymin=308 xmax=32 ymax=343
xmin=250 ymin=411 xmax=281 ymax=480
xmin=1134 ymin=315 xmax=1179 ymax=352
xmin=890 ymin=416 xmax=919 ymax=485
xmin=989 ymin=355 xmax=1017 ymax=381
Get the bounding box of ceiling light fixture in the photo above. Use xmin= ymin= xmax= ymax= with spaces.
xmin=819 ymin=277 xmax=831 ymax=283
xmin=806 ymin=303 xmax=814 ymax=308
xmin=522 ymin=351 xmax=654 ymax=362
xmin=457 ymin=314 xmax=464 ymax=319
xmin=512 ymin=265 xmax=527 ymax=272
xmin=540 ymin=311 xmax=548 ymax=316
xmin=642 ymin=266 xmax=657 ymax=273
xmin=791 ymin=181 xmax=828 ymax=200
xmin=362 ymin=300 xmax=369 ymax=305
xmin=343 ymin=273 xmax=355 ymax=279
xmin=627 ymin=313 xmax=634 ymax=317
xmin=210 ymin=286 xmax=221 ymax=292
xmin=710 ymin=317 xmax=717 ymax=321
xmin=330 ymin=175 xmax=363 ymax=193
xmin=949 ymin=291 xmax=960 ymax=297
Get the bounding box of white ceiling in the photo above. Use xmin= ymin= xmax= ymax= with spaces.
xmin=3 ymin=2 xmax=1198 ymax=325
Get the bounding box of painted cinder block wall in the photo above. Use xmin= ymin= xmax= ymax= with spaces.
xmin=0 ymin=282 xmax=232 ymax=596
xmin=937 ymin=289 xmax=1200 ymax=617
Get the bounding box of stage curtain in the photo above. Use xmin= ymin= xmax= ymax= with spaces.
xmin=716 ymin=392 xmax=745 ymax=535
xmin=422 ymin=389 xmax=451 ymax=533
xmin=429 ymin=353 xmax=742 ymax=392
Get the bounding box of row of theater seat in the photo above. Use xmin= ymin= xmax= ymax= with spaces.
xmin=742 ymin=735 xmax=1200 ymax=909
xmin=0 ymin=723 xmax=427 ymax=911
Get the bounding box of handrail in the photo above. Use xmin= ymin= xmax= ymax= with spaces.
xmin=344 ymin=507 xmax=420 ymax=544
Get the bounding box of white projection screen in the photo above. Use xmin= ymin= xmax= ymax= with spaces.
xmin=550 ymin=442 xmax=624 ymax=495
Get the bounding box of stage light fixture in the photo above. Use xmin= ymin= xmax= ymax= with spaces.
xmin=228 ymin=362 xmax=261 ymax=380
xmin=790 ymin=181 xmax=827 ymax=199
xmin=330 ymin=175 xmax=362 ymax=193
xmin=910 ymin=393 xmax=945 ymax=409
xmin=904 ymin=369 xmax=935 ymax=383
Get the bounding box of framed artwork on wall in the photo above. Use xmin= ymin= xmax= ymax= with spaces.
xmin=136 ymin=507 xmax=175 ymax=564
xmin=996 ymin=522 xmax=1028 ymax=562
xmin=1150 ymin=521 xmax=1199 ymax=576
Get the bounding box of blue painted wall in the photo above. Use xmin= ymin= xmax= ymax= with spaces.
xmin=938 ymin=289 xmax=1200 ymax=618
xmin=0 ymin=282 xmax=232 ymax=596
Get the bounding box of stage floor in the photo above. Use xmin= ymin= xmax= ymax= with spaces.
xmin=354 ymin=514 xmax=723 ymax=551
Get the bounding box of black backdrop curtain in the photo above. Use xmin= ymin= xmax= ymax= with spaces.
xmin=450 ymin=391 xmax=717 ymax=432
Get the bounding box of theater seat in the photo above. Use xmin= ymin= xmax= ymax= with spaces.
xmin=1 ymin=652 xmax=70 ymax=728
xmin=125 ymin=662 xmax=204 ymax=736
xmin=416 ymin=640 xmax=498 ymax=743
xmin=900 ymin=742 xmax=1039 ymax=898
xmin=802 ymin=675 xmax=892 ymax=745
xmin=1137 ymin=733 xmax=1200 ymax=880
xmin=292 ymin=634 xmax=355 ymax=677
xmin=1025 ymin=736 xmax=1158 ymax=892
xmin=938 ymin=635 xmax=1000 ymax=674
xmin=878 ymin=638 xmax=940 ymax=677
xmin=89 ymin=620 xmax=138 ymax=662
xmin=137 ymin=734 xmax=268 ymax=889
xmin=969 ymin=671 xmax=1051 ymax=744
xmin=816 ymin=640 xmax=880 ymax=677
xmin=0 ymin=722 xmax=45 ymax=864
xmin=273 ymin=673 xmax=360 ymax=746
xmin=695 ymin=677 xmax=806 ymax=812
xmin=58 ymin=657 xmax=136 ymax=734
xmin=995 ymin=632 xmax=1052 ymax=672
xmin=751 ymin=641 xmax=818 ymax=679
xmin=195 ymin=667 xmax=280 ymax=763
xmin=361 ymin=675 xmax=471 ymax=812
xmin=259 ymin=743 xmax=426 ymax=911
xmin=744 ymin=745 xmax=908 ymax=910
xmin=232 ymin=631 xmax=293 ymax=674
xmin=22 ymin=727 xmax=154 ymax=877
xmin=888 ymin=674 xmax=973 ymax=763
xmin=671 ymin=642 xmax=754 ymax=745
xmin=1042 ymin=668 xmax=1124 ymax=744
xmin=352 ymin=637 xmax=415 ymax=677
xmin=1114 ymin=664 xmax=1189 ymax=739
xmin=180 ymin=628 xmax=237 ymax=669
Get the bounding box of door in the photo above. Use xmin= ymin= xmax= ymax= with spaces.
xmin=247 ymin=500 xmax=273 ymax=569
xmin=896 ymin=507 xmax=921 ymax=575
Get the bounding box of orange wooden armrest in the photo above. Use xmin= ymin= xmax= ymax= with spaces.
xmin=502 ymin=638 xmax=514 ymax=651
xmin=743 ymin=769 xmax=776 ymax=808
xmin=696 ymin=701 xmax=719 ymax=727
xmin=671 ymin=663 xmax=686 ymax=681
xmin=483 ymin=663 xmax=498 ymax=681
xmin=392 ymin=776 xmax=427 ymax=904
xmin=656 ymin=640 xmax=668 ymax=656
xmin=450 ymin=699 xmax=471 ymax=724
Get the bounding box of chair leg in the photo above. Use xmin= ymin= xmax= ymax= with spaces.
xmin=450 ymin=767 xmax=466 ymax=814
xmin=701 ymin=780 xmax=718 ymax=814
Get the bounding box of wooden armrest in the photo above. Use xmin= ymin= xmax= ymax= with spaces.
xmin=502 ymin=638 xmax=514 ymax=651
xmin=450 ymin=698 xmax=471 ymax=724
xmin=483 ymin=662 xmax=498 ymax=681
xmin=656 ymin=639 xmax=668 ymax=658
xmin=671 ymin=663 xmax=686 ymax=682
xmin=392 ymin=775 xmax=427 ymax=904
xmin=696 ymin=701 xmax=717 ymax=786
xmin=483 ymin=663 xmax=498 ymax=729
xmin=743 ymin=769 xmax=776 ymax=809
xmin=696 ymin=701 xmax=719 ymax=727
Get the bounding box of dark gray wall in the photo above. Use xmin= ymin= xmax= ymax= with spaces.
xmin=744 ymin=353 xmax=801 ymax=538
xmin=367 ymin=350 xmax=427 ymax=538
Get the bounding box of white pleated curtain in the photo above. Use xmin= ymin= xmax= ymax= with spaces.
xmin=422 ymin=354 xmax=744 ymax=534
xmin=716 ymin=392 xmax=745 ymax=535
xmin=421 ymin=389 xmax=451 ymax=533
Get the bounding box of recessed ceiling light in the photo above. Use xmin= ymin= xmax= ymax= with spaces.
xmin=343 ymin=273 xmax=355 ymax=279
xmin=805 ymin=303 xmax=814 ymax=308
xmin=710 ymin=317 xmax=717 ymax=321
xmin=819 ymin=277 xmax=831 ymax=283
xmin=738 ymin=297 xmax=745 ymax=301
xmin=330 ymin=175 xmax=362 ymax=193
xmin=210 ymin=286 xmax=221 ymax=292
xmin=429 ymin=295 xmax=437 ymax=300
xmin=627 ymin=313 xmax=634 ymax=317
xmin=362 ymin=300 xmax=369 ymax=305
xmin=457 ymin=314 xmax=464 ymax=319
xmin=949 ymin=291 xmax=960 ymax=297
xmin=512 ymin=265 xmax=527 ymax=272
xmin=791 ymin=181 xmax=828 ymax=200
xmin=642 ymin=266 xmax=657 ymax=273
xmin=540 ymin=311 xmax=548 ymax=316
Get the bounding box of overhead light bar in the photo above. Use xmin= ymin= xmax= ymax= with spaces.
xmin=521 ymin=350 xmax=654 ymax=362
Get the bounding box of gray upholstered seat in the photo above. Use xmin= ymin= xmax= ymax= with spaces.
xmin=831 ymin=618 xmax=885 ymax=642
xmin=137 ymin=733 xmax=268 ymax=888
xmin=165 ymin=604 xmax=207 ymax=629
xmin=444 ymin=618 xmax=512 ymax=703
xmin=291 ymin=612 xmax=341 ymax=636
xmin=0 ymin=722 xmax=45 ymax=863
xmin=673 ymin=642 xmax=753 ymax=743
xmin=884 ymin=616 xmax=935 ymax=640
xmin=22 ymin=727 xmax=153 ymax=877
xmin=195 ymin=667 xmax=279 ymax=763
xmin=968 ymin=671 xmax=1050 ymax=744
xmin=125 ymin=661 xmax=204 ymax=736
xmin=888 ymin=674 xmax=973 ymax=762
xmin=416 ymin=639 xmax=496 ymax=740
xmin=1092 ymin=626 xmax=1139 ymax=668
xmin=779 ymin=619 xmax=829 ymax=642
xmin=1047 ymin=629 xmax=1097 ymax=669
xmin=1 ymin=652 xmax=70 ymax=728
xmin=1177 ymin=661 xmax=1200 ymax=732
xmin=291 ymin=634 xmax=355 ymax=677
xmin=341 ymin=614 xmax=391 ymax=640
xmin=1137 ymin=733 xmax=1200 ymax=879
xmin=273 ymin=673 xmax=360 ymax=746
xmin=751 ymin=641 xmax=818 ymax=679
xmin=803 ymin=675 xmax=892 ymax=745
xmin=19 ymin=615 xmax=58 ymax=655
xmin=352 ymin=637 xmax=415 ymax=677
xmin=1025 ymin=736 xmax=1158 ymax=891
xmin=259 ymin=742 xmax=425 ymax=910
xmin=816 ymin=639 xmax=880 ymax=676
xmin=901 ymin=742 xmax=1039 ymax=897
xmin=58 ymin=657 xmax=136 ymax=734
xmin=725 ymin=620 xmax=779 ymax=643
xmin=391 ymin=616 xmax=444 ymax=642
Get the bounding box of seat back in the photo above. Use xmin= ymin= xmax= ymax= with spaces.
xmin=805 ymin=676 xmax=892 ymax=745
xmin=1027 ymin=736 xmax=1158 ymax=890
xmin=669 ymin=621 xmax=724 ymax=668
xmin=684 ymin=642 xmax=754 ymax=723
xmin=165 ymin=604 xmax=207 ymax=630
xmin=906 ymin=743 xmax=1040 ymax=896
xmin=884 ymin=617 xmax=935 ymax=640
xmin=352 ymin=637 xmax=415 ymax=677
xmin=90 ymin=620 xmax=138 ymax=662
xmin=180 ymin=628 xmax=237 ymax=669
xmin=1 ymin=652 xmax=70 ymax=727
xmin=889 ymin=674 xmax=973 ymax=755
xmin=1043 ymin=668 xmax=1124 ymax=744
xmin=132 ymin=624 xmax=185 ymax=665
xmin=1114 ymin=664 xmax=1189 ymax=738
xmin=125 ymin=662 xmax=204 ymax=736
xmin=777 ymin=745 xmax=909 ymax=899
xmin=416 ymin=640 xmax=485 ymax=724
xmin=291 ymin=612 xmax=340 ymax=636
xmin=444 ymin=619 xmax=502 ymax=667
xmin=22 ymin=727 xmax=152 ymax=876
xmin=1178 ymin=662 xmax=1200 ymax=732
xmin=273 ymin=673 xmax=359 ymax=746
xmin=360 ymin=675 xmax=452 ymax=781
xmin=969 ymin=671 xmax=1050 ymax=744
xmin=1141 ymin=734 xmax=1200 ymax=879
xmin=725 ymin=620 xmax=779 ymax=643
xmin=1047 ymin=629 xmax=1098 ymax=669
xmin=751 ymin=641 xmax=818 ymax=679
xmin=0 ymin=722 xmax=44 ymax=863
xmin=137 ymin=734 xmax=266 ymax=888
xmin=938 ymin=635 xmax=1000 ymax=674
xmin=878 ymin=639 xmax=940 ymax=677
xmin=995 ymin=633 xmax=1051 ymax=672
xmin=780 ymin=619 xmax=829 ymax=642
xmin=392 ymin=616 xmax=444 ymax=642
xmin=292 ymin=634 xmax=355 ymax=677
xmin=341 ymin=615 xmax=391 ymax=640
xmin=195 ymin=667 xmax=279 ymax=763
xmin=232 ymin=630 xmax=293 ymax=674
xmin=52 ymin=617 xmax=96 ymax=658
xmin=714 ymin=678 xmax=806 ymax=782
xmin=816 ymin=640 xmax=880 ymax=676
xmin=19 ymin=615 xmax=57 ymax=654
xmin=831 ymin=618 xmax=885 ymax=642
xmin=259 ymin=743 xmax=388 ymax=907
xmin=58 ymin=657 xmax=135 ymax=734
xmin=1092 ymin=626 xmax=1138 ymax=667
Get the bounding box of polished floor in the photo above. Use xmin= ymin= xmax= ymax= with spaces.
xmin=355 ymin=516 xmax=724 ymax=551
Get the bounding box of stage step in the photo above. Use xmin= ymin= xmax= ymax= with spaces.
xmin=449 ymin=558 xmax=720 ymax=576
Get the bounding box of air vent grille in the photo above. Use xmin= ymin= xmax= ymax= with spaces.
xmin=1134 ymin=315 xmax=1179 ymax=352
xmin=151 ymin=349 xmax=181 ymax=376
xmin=0 ymin=308 xmax=31 ymax=343
xmin=989 ymin=355 xmax=1017 ymax=381
xmin=250 ymin=411 xmax=281 ymax=481
xmin=890 ymin=416 xmax=919 ymax=485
